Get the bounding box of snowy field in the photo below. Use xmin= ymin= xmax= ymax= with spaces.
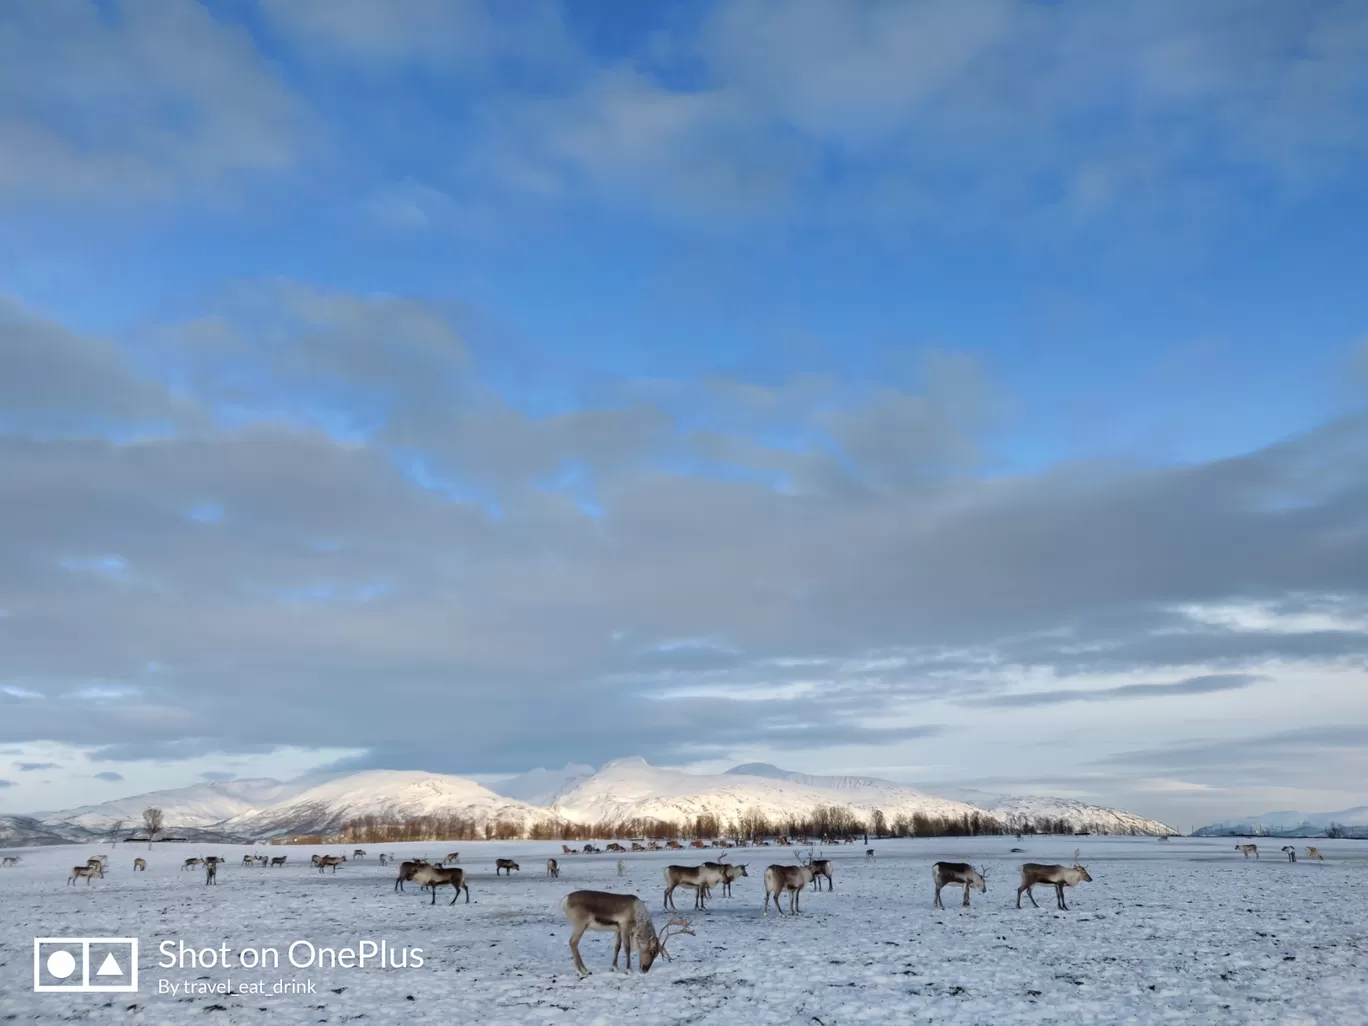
xmin=1 ymin=835 xmax=1365 ymax=1025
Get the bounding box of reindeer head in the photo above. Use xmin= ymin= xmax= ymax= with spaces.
xmin=974 ymin=865 xmax=988 ymax=892
xmin=1072 ymin=850 xmax=1092 ymax=881
xmin=640 ymin=916 xmax=694 ymax=973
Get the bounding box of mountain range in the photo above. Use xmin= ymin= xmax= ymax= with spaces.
xmin=0 ymin=758 xmax=1177 ymax=846
xmin=1193 ymin=805 xmax=1368 ymax=838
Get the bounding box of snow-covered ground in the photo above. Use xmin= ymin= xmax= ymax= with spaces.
xmin=1 ymin=835 xmax=1364 ymax=1025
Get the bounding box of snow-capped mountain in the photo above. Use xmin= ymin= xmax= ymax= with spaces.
xmin=38 ymin=778 xmax=318 ymax=832
xmin=219 ymin=770 xmax=557 ymax=839
xmin=724 ymin=762 xmax=904 ymax=790
xmin=0 ymin=814 xmax=77 ymax=847
xmin=551 ymin=757 xmax=1002 ymax=831
xmin=943 ymin=789 xmax=1176 ymax=836
xmin=485 ymin=763 xmax=597 ymax=805
xmin=1194 ymin=806 xmax=1368 ymax=837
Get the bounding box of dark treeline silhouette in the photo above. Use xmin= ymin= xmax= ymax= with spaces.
xmin=271 ymin=803 xmax=1155 ymax=845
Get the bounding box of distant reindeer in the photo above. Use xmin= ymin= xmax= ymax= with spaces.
xmin=353 ymin=849 xmax=366 ymax=860
xmin=664 ymin=864 xmax=726 ymax=911
xmin=495 ymin=858 xmax=520 ymax=876
xmin=204 ymin=856 xmax=225 ymax=868
xmin=242 ymin=854 xmax=255 ymax=867
xmin=378 ymin=853 xmax=389 ymax=866
xmin=932 ymin=862 xmax=987 ymax=909
xmin=204 ymin=861 xmax=218 ymax=885
xmin=807 ymin=857 xmax=834 ymax=891
xmin=865 ymin=849 xmax=875 ymax=860
xmin=546 ymin=858 xmax=559 ymax=878
xmin=68 ymin=863 xmax=104 ymax=885
xmin=1281 ymin=846 xmax=1297 ymax=862
xmin=317 ymin=855 xmax=346 ymax=873
xmin=763 ymin=864 xmax=814 ymax=916
xmin=270 ymin=856 xmax=287 ymax=867
xmin=443 ymin=852 xmax=461 ymax=865
xmin=2 ymin=856 xmax=21 ymax=867
xmin=666 ymin=840 xmax=683 ymax=850
xmin=618 ymin=858 xmax=627 ymax=877
xmin=606 ymin=842 xmax=627 ymax=853
xmin=393 ymin=859 xmax=430 ymax=892
xmin=413 ymin=864 xmax=469 ymax=904
xmin=1016 ymin=851 xmax=1092 ymax=910
xmin=1157 ymin=835 xmax=1170 ymax=842
xmin=1306 ymin=847 xmax=1325 ymax=860
xmin=562 ymin=845 xmax=578 ymax=855
xmin=311 ymin=854 xmax=323 ymax=867
xmin=1236 ymin=844 xmax=1259 ymax=859
xmin=560 ymin=890 xmax=693 ymax=977
xmin=182 ymin=857 xmax=203 ymax=871
xmin=133 ymin=857 xmax=146 ymax=871
xmin=631 ymin=842 xmax=646 ymax=852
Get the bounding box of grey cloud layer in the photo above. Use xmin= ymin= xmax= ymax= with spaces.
xmin=2 ymin=287 xmax=1366 ymax=774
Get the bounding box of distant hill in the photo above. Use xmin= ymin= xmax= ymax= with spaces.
xmin=1194 ymin=806 xmax=1368 ymax=838
xmin=484 ymin=763 xmax=597 ymax=805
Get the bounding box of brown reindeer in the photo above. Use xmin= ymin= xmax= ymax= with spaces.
xmin=182 ymin=857 xmax=203 ymax=871
xmin=1235 ymin=843 xmax=1259 ymax=859
xmin=317 ymin=855 xmax=347 ymax=873
xmin=546 ymin=858 xmax=560 ymax=878
xmin=1016 ymin=852 xmax=1091 ymax=910
xmin=443 ymin=852 xmax=461 ymax=865
xmin=763 ymin=864 xmax=814 ymax=916
xmin=133 ymin=857 xmax=146 ymax=871
xmin=808 ymin=858 xmax=834 ymax=891
xmin=932 ymin=862 xmax=987 ymax=909
xmin=204 ymin=861 xmax=218 ymax=885
xmin=393 ymin=859 xmax=430 ymax=892
xmin=413 ymin=864 xmax=468 ymax=904
xmin=561 ymin=890 xmax=693 ymax=977
xmin=664 ymin=864 xmax=726 ymax=910
xmin=1306 ymin=846 xmax=1325 ymax=861
xmin=270 ymin=855 xmax=287 ymax=867
xmin=68 ymin=863 xmax=105 ymax=885
xmin=495 ymin=858 xmax=520 ymax=876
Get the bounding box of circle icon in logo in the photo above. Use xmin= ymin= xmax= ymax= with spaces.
xmin=46 ymin=950 xmax=77 ymax=980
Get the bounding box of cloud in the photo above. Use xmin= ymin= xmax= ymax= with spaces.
xmin=200 ymin=771 xmax=235 ymax=781
xmin=15 ymin=761 xmax=61 ymax=771
xmin=0 ymin=779 xmax=13 ymax=789
xmin=963 ymin=673 xmax=1265 ymax=709
xmin=0 ymin=0 xmax=303 ymax=203
xmin=93 ymin=771 xmax=125 ymax=782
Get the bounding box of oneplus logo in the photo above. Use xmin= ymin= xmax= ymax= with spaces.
xmin=33 ymin=938 xmax=139 ymax=993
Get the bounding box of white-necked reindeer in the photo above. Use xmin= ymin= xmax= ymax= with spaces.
xmin=763 ymin=863 xmax=814 ymax=916
xmin=1016 ymin=850 xmax=1092 ymax=910
xmin=561 ymin=890 xmax=693 ymax=977
xmin=1281 ymin=845 xmax=1298 ymax=862
xmin=932 ymin=862 xmax=987 ymax=909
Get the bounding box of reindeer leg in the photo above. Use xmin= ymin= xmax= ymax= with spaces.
xmin=463 ymin=884 xmax=470 ymax=903
xmin=1056 ymin=883 xmax=1066 ymax=910
xmin=934 ymin=883 xmax=943 ymax=910
xmin=963 ymin=883 xmax=971 ymax=907
xmin=569 ymin=923 xmax=591 ymax=978
xmin=612 ymin=930 xmax=622 ymax=971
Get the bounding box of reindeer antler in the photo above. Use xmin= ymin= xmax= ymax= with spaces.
xmin=657 ymin=916 xmax=695 ymax=961
xmin=1073 ymin=848 xmax=1082 ymax=866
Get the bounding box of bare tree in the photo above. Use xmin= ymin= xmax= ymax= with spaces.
xmin=142 ymin=807 xmax=164 ymax=850
xmin=106 ymin=819 xmax=125 ymax=847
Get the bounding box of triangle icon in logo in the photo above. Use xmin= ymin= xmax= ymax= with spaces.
xmin=96 ymin=953 xmax=124 ymax=977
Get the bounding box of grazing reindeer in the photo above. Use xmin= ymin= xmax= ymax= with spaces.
xmin=1281 ymin=846 xmax=1297 ymax=862
xmin=2 ymin=856 xmax=21 ymax=867
xmin=932 ymin=862 xmax=987 ymax=909
xmin=393 ymin=859 xmax=430 ymax=892
xmin=1236 ymin=843 xmax=1259 ymax=859
xmin=413 ymin=864 xmax=468 ymax=904
xmin=353 ymin=849 xmax=366 ymax=860
xmin=631 ymin=842 xmax=646 ymax=852
xmin=606 ymin=843 xmax=627 ymax=853
xmin=1306 ymin=847 xmax=1325 ymax=861
xmin=270 ymin=856 xmax=287 ymax=867
xmin=317 ymin=855 xmax=346 ymax=873
xmin=562 ymin=845 xmax=578 ymax=855
xmin=666 ymin=840 xmax=683 ymax=850
xmin=133 ymin=857 xmax=146 ymax=871
xmin=1016 ymin=851 xmax=1092 ymax=910
xmin=311 ymin=854 xmax=323 ymax=867
xmin=205 ymin=861 xmax=218 ymax=885
xmin=182 ymin=857 xmax=203 ymax=871
xmin=561 ymin=890 xmax=693 ymax=977
xmin=664 ymin=864 xmax=726 ymax=911
xmin=69 ymin=863 xmax=104 ymax=885
xmin=865 ymin=848 xmax=875 ymax=860
xmin=443 ymin=852 xmax=461 ymax=865
xmin=242 ymin=854 xmax=256 ymax=867
xmin=495 ymin=858 xmax=520 ymax=876
xmin=763 ymin=864 xmax=814 ymax=916
xmin=546 ymin=858 xmax=560 ymax=878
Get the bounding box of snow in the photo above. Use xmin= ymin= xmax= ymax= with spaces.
xmin=1196 ymin=806 xmax=1368 ymax=837
xmin=1 ymin=835 xmax=1364 ymax=1024
xmin=38 ymin=779 xmax=317 ymax=833
xmin=487 ymin=764 xmax=598 ymax=806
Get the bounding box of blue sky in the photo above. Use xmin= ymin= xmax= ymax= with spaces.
xmin=1 ymin=0 xmax=1367 ymax=826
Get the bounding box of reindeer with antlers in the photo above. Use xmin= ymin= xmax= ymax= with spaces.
xmin=560 ymin=890 xmax=694 ymax=977
xmin=932 ymin=861 xmax=987 ymax=908
xmin=1016 ymin=849 xmax=1092 ymax=911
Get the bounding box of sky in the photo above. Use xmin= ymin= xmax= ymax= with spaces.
xmin=1 ymin=0 xmax=1367 ymax=831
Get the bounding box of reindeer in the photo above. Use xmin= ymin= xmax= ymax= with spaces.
xmin=393 ymin=859 xmax=430 ymax=892
xmin=182 ymin=857 xmax=203 ymax=871
xmin=808 ymin=858 xmax=834 ymax=891
xmin=618 ymin=859 xmax=627 ymax=877
xmin=631 ymin=842 xmax=646 ymax=852
xmin=205 ymin=861 xmax=218 ymax=885
xmin=270 ymin=856 xmax=287 ymax=867
xmin=664 ymin=864 xmax=727 ymax=911
xmin=443 ymin=852 xmax=461 ymax=865
xmin=413 ymin=864 xmax=469 ymax=904
xmin=1235 ymin=843 xmax=1259 ymax=859
xmin=378 ymin=853 xmax=389 ymax=866
xmin=1306 ymin=846 xmax=1325 ymax=860
xmin=718 ymin=863 xmax=749 ymax=896
xmin=496 ymin=858 xmax=520 ymax=876
xmin=311 ymin=854 xmax=323 ymax=867
xmin=1157 ymin=835 xmax=1170 ymax=842
xmin=1281 ymin=846 xmax=1297 ymax=862
xmin=666 ymin=840 xmax=683 ymax=850
xmin=606 ymin=842 xmax=627 ymax=853
xmin=317 ymin=855 xmax=346 ymax=873
xmin=133 ymin=857 xmax=146 ymax=871
xmin=1016 ymin=851 xmax=1092 ymax=910
xmin=204 ymin=856 xmax=225 ymax=868
xmin=647 ymin=841 xmax=662 ymax=851
xmin=561 ymin=890 xmax=693 ymax=978
xmin=547 ymin=858 xmax=560 ymax=878
xmin=763 ymin=864 xmax=814 ymax=916
xmin=69 ymin=863 xmax=105 ymax=885
xmin=353 ymin=849 xmax=367 ymax=860
xmin=2 ymin=855 xmax=21 ymax=867
xmin=932 ymin=862 xmax=987 ymax=909
xmin=242 ymin=854 xmax=256 ymax=867
xmin=562 ymin=845 xmax=578 ymax=855
xmin=865 ymin=848 xmax=875 ymax=860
